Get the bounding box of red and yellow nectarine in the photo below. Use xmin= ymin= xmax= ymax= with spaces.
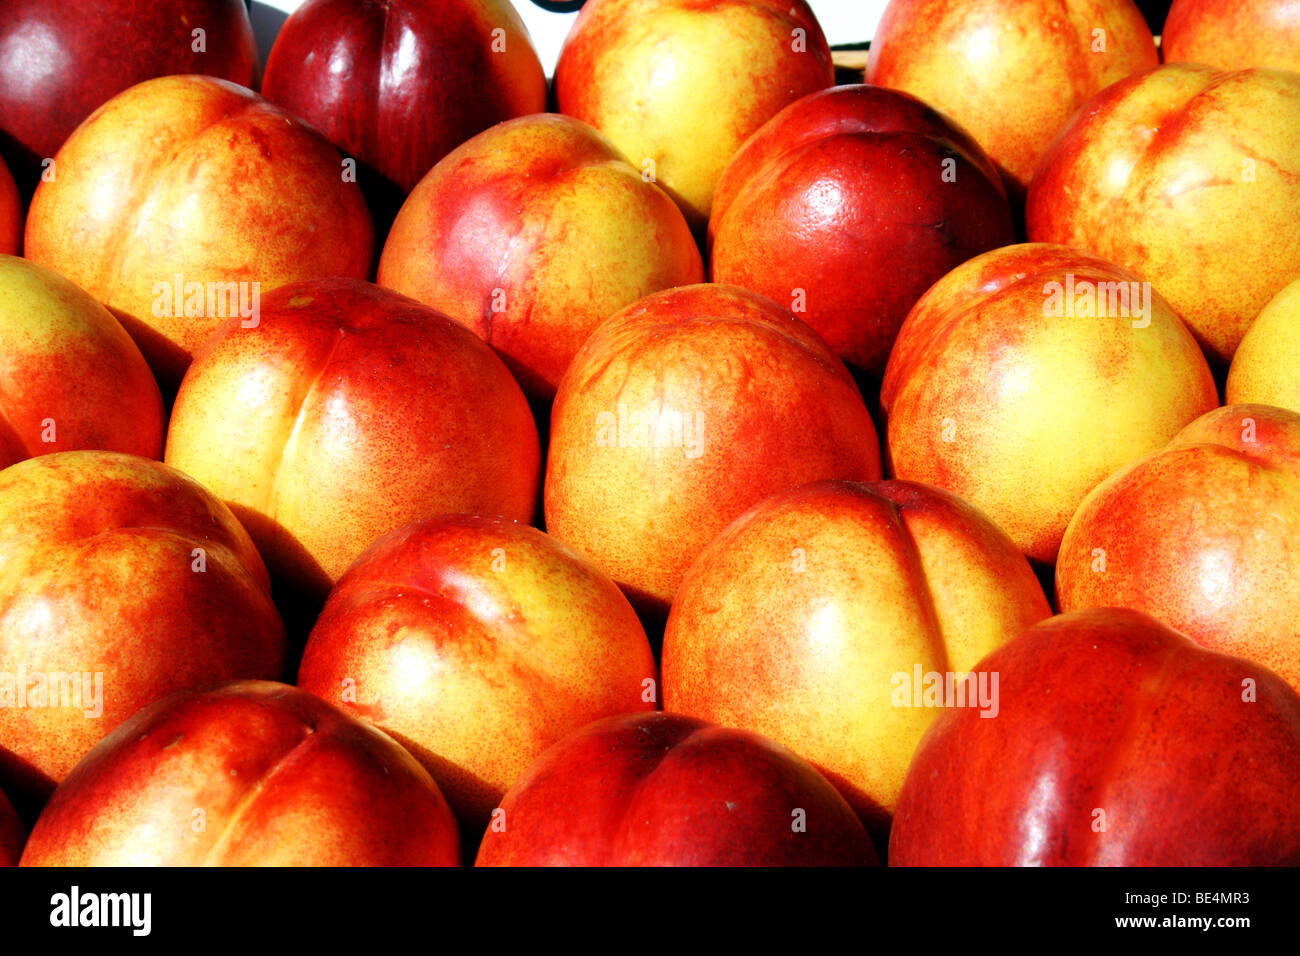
xmin=890 ymin=608 xmax=1300 ymax=865
xmin=19 ymin=681 xmax=460 ymax=866
xmin=298 ymin=513 xmax=656 ymax=829
xmin=476 ymin=712 xmax=878 ymax=866
xmin=544 ymin=283 xmax=881 ymax=617
xmin=165 ymin=278 xmax=541 ymax=599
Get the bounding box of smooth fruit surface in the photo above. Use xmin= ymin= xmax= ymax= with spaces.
xmin=165 ymin=278 xmax=541 ymax=598
xmin=555 ymin=0 xmax=835 ymax=228
xmin=0 ymin=158 xmax=19 ymax=254
xmin=0 ymin=255 xmax=163 ymax=468
xmin=1026 ymin=64 xmax=1300 ymax=365
xmin=476 ymin=712 xmax=879 ymax=866
xmin=263 ymin=0 xmax=546 ymax=194
xmin=0 ymin=0 xmax=258 ymax=187
xmin=544 ymin=283 xmax=881 ymax=615
xmin=379 ymin=114 xmax=703 ymax=400
xmin=1163 ymin=0 xmax=1300 ymax=73
xmin=24 ymin=75 xmax=373 ymax=385
xmin=1057 ymin=404 xmax=1300 ymax=693
xmin=663 ymin=479 xmax=1050 ymax=832
xmin=710 ymin=84 xmax=1015 ymax=378
xmin=890 ymin=608 xmax=1300 ymax=865
xmin=1226 ymin=278 xmax=1300 ymax=411
xmin=19 ymin=681 xmax=460 ymax=866
xmin=865 ymin=0 xmax=1158 ymax=197
xmin=0 ymin=452 xmax=285 ymax=797
xmin=298 ymin=514 xmax=657 ymax=829
xmin=881 ymin=243 xmax=1218 ymax=565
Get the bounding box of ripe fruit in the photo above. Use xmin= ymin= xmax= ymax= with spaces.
xmin=881 ymin=243 xmax=1219 ymax=565
xmin=297 ymin=514 xmax=657 ymax=830
xmin=262 ymin=0 xmax=547 ymax=195
xmin=710 ymin=84 xmax=1015 ymax=378
xmin=1057 ymin=404 xmax=1300 ymax=693
xmin=0 ymin=157 xmax=19 ymax=255
xmin=1026 ymin=64 xmax=1300 ymax=365
xmin=476 ymin=712 xmax=879 ymax=866
xmin=663 ymin=479 xmax=1050 ymax=834
xmin=24 ymin=75 xmax=373 ymax=386
xmin=0 ymin=0 xmax=258 ymax=189
xmin=19 ymin=681 xmax=460 ymax=866
xmin=865 ymin=0 xmax=1158 ymax=198
xmin=890 ymin=608 xmax=1300 ymax=865
xmin=378 ymin=114 xmax=703 ymax=400
xmin=165 ymin=278 xmax=540 ymax=599
xmin=1226 ymin=277 xmax=1300 ymax=411
xmin=1163 ymin=0 xmax=1300 ymax=73
xmin=555 ymin=0 xmax=834 ymax=229
xmin=0 ymin=255 xmax=163 ymax=467
xmin=0 ymin=451 xmax=285 ymax=800
xmin=544 ymin=283 xmax=881 ymax=617
xmin=0 ymin=788 xmax=21 ymax=866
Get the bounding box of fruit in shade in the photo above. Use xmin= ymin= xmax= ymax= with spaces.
xmin=262 ymin=0 xmax=547 ymax=196
xmin=165 ymin=278 xmax=540 ymax=599
xmin=0 ymin=157 xmax=19 ymax=254
xmin=864 ymin=0 xmax=1157 ymax=198
xmin=475 ymin=712 xmax=879 ymax=866
xmin=1057 ymin=404 xmax=1300 ymax=694
xmin=555 ymin=0 xmax=834 ymax=229
xmin=543 ymin=283 xmax=881 ymax=618
xmin=0 ymin=451 xmax=285 ymax=801
xmin=19 ymin=681 xmax=460 ymax=866
xmin=2 ymin=257 xmax=162 ymax=441
xmin=662 ymin=479 xmax=1050 ymax=835
xmin=880 ymin=243 xmax=1219 ymax=565
xmin=0 ymin=255 xmax=163 ymax=467
xmin=1026 ymin=64 xmax=1300 ymax=366
xmin=0 ymin=0 xmax=258 ymax=191
xmin=1162 ymin=0 xmax=1300 ymax=73
xmin=709 ymin=84 xmax=1016 ymax=378
xmin=297 ymin=514 xmax=657 ymax=830
xmin=378 ymin=114 xmax=704 ymax=401
xmin=1226 ymin=278 xmax=1300 ymax=411
xmin=23 ymin=75 xmax=374 ymax=388
xmin=0 ymin=788 xmax=22 ymax=866
xmin=889 ymin=608 xmax=1300 ymax=865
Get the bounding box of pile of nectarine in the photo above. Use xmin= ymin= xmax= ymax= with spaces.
xmin=0 ymin=0 xmax=1297 ymax=870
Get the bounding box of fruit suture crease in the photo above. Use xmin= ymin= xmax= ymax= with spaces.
xmin=0 ymin=0 xmax=1296 ymax=870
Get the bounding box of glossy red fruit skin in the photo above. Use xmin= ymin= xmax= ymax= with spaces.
xmin=0 ymin=787 xmax=22 ymax=866
xmin=890 ymin=608 xmax=1300 ymax=866
xmin=0 ymin=0 xmax=258 ymax=188
xmin=710 ymin=84 xmax=1016 ymax=378
xmin=0 ymin=158 xmax=19 ymax=254
xmin=476 ymin=712 xmax=879 ymax=867
xmin=263 ymin=0 xmax=546 ymax=196
xmin=377 ymin=113 xmax=704 ymax=402
xmin=19 ymin=681 xmax=460 ymax=867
